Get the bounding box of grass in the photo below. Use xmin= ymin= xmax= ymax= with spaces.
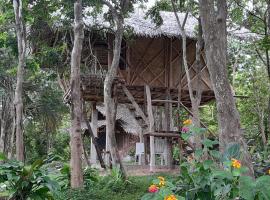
xmin=61 ymin=173 xmax=175 ymax=200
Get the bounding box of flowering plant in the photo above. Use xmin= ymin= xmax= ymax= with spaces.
xmin=141 ymin=176 xmax=184 ymax=200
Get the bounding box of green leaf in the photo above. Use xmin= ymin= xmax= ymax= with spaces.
xmin=195 ymin=149 xmax=203 ymax=158
xmin=239 ymin=176 xmax=255 ymax=200
xmin=203 ymin=139 xmax=218 ymax=148
xmin=203 ymin=160 xmax=214 ymax=170
xmin=256 ymin=176 xmax=270 ymax=200
xmin=210 ymin=150 xmax=221 ymax=159
xmin=181 ymin=133 xmax=190 ymax=141
xmin=141 ymin=193 xmax=158 ymax=200
xmin=222 ymin=143 xmax=240 ymax=162
xmin=212 ymin=170 xmax=233 ymax=180
xmin=0 ymin=152 xmax=7 ymax=161
xmin=232 ymin=168 xmax=241 ymax=177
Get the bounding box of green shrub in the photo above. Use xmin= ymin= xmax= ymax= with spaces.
xmin=0 ymin=153 xmax=60 ymax=200
xmin=142 ymin=123 xmax=270 ymax=200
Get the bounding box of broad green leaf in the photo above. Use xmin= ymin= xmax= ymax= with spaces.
xmin=256 ymin=176 xmax=270 ymax=200
xmin=203 ymin=160 xmax=213 ymax=170
xmin=222 ymin=143 xmax=240 ymax=162
xmin=202 ymin=139 xmax=218 ymax=148
xmin=239 ymin=176 xmax=255 ymax=200
xmin=210 ymin=150 xmax=221 ymax=159
xmin=195 ymin=149 xmax=203 ymax=158
xmin=212 ymin=170 xmax=233 ymax=180
xmin=181 ymin=133 xmax=190 ymax=141
xmin=232 ymin=168 xmax=241 ymax=177
xmin=0 ymin=153 xmax=7 ymax=161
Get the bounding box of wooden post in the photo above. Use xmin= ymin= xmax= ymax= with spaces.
xmin=161 ymin=110 xmax=168 ymax=166
xmin=164 ymin=89 xmax=173 ymax=169
xmin=165 ymin=38 xmax=173 ymax=169
xmin=145 ymin=85 xmax=155 ymax=171
xmin=139 ymin=127 xmax=143 ymax=165
xmin=90 ymin=102 xmax=98 ymax=165
xmin=144 ymin=134 xmax=148 ymax=165
xmin=105 ymin=33 xmax=113 ymax=166
xmin=82 ymin=102 xmax=106 ymax=169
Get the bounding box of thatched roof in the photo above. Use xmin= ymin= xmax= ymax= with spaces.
xmin=83 ymin=8 xmax=258 ymax=40
xmin=81 ymin=104 xmax=142 ymax=136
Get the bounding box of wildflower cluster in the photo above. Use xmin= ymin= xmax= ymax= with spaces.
xmin=148 ymin=184 xmax=158 ymax=193
xmin=183 ymin=119 xmax=192 ymax=125
xmin=148 ymin=176 xmax=166 ymax=193
xmin=164 ymin=194 xmax=178 ymax=200
xmin=146 ymin=176 xmax=178 ymax=199
xmin=158 ymin=176 xmax=165 ymax=187
xmin=231 ymin=158 xmax=241 ymax=169
xmin=181 ymin=119 xmax=192 ymax=133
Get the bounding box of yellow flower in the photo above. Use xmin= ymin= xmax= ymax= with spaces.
xmin=183 ymin=119 xmax=192 ymax=125
xmin=164 ymin=194 xmax=178 ymax=200
xmin=158 ymin=176 xmax=166 ymax=187
xmin=231 ymin=158 xmax=241 ymax=169
xmin=158 ymin=176 xmax=165 ymax=182
xmin=159 ymin=180 xmax=165 ymax=187
xmin=268 ymin=169 xmax=270 ymax=175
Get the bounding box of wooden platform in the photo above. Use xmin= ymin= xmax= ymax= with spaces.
xmin=63 ymin=74 xmax=215 ymax=107
xmin=144 ymin=131 xmax=181 ymax=138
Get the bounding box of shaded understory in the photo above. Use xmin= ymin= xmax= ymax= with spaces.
xmin=61 ymin=174 xmax=174 ymax=200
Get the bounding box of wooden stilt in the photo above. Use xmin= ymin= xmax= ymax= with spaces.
xmin=144 ymin=134 xmax=148 ymax=165
xmin=161 ymin=110 xmax=168 ymax=166
xmin=139 ymin=128 xmax=143 ymax=165
xmin=145 ymin=85 xmax=155 ymax=171
xmin=164 ymin=89 xmax=173 ymax=169
xmin=82 ymin=102 xmax=106 ymax=169
xmin=90 ymin=102 xmax=98 ymax=165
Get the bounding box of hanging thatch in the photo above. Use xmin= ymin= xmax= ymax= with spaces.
xmin=81 ymin=104 xmax=142 ymax=136
xmin=96 ymin=104 xmax=142 ymax=135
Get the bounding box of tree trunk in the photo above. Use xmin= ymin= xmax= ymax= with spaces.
xmin=199 ymin=0 xmax=254 ymax=176
xmin=259 ymin=111 xmax=267 ymax=146
xmin=13 ymin=0 xmax=26 ymax=162
xmin=171 ymin=1 xmax=202 ymax=149
xmin=0 ymin=99 xmax=6 ymax=153
xmin=103 ymin=1 xmax=127 ymax=177
xmin=104 ymin=27 xmax=126 ymax=176
xmin=70 ymin=0 xmax=84 ymax=188
xmin=8 ymin=115 xmax=15 ymax=159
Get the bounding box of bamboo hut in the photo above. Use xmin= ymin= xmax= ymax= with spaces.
xmin=61 ymin=8 xmax=255 ymax=170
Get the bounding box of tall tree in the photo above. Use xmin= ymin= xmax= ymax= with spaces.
xmin=70 ymin=0 xmax=84 ymax=188
xmin=171 ymin=0 xmax=203 ymax=149
xmin=199 ymin=0 xmax=254 ymax=175
xmin=13 ymin=0 xmax=26 ymax=162
xmin=102 ymin=0 xmax=129 ymax=177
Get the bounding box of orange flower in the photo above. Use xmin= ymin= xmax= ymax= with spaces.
xmin=231 ymin=158 xmax=241 ymax=169
xmin=164 ymin=194 xmax=178 ymax=200
xmin=183 ymin=119 xmax=192 ymax=125
xmin=148 ymin=184 xmax=158 ymax=193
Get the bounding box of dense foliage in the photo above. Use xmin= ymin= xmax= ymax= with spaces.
xmin=142 ymin=125 xmax=270 ymax=200
xmin=1 ymin=0 xmax=270 ymax=199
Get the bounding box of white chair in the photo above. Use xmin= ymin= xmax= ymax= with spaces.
xmin=135 ymin=143 xmax=144 ymax=165
xmin=154 ymin=138 xmax=167 ymax=166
